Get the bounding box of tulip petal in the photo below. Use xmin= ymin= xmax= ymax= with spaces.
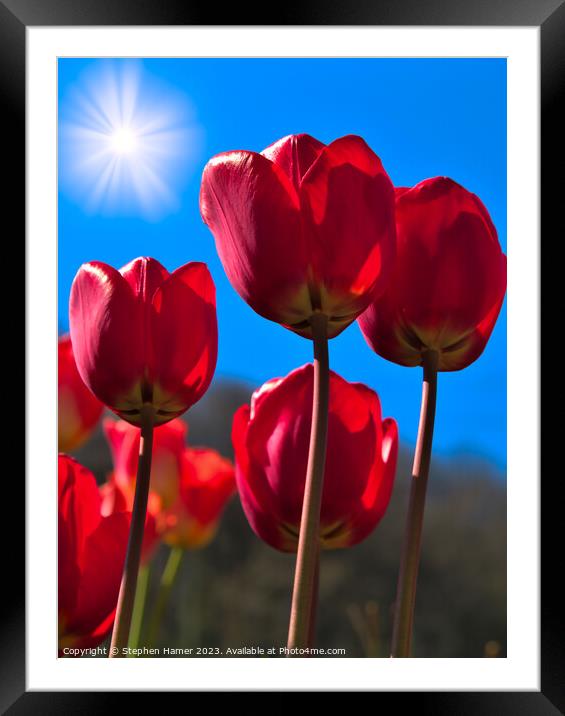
xmin=200 ymin=150 xmax=312 ymax=325
xmin=65 ymin=511 xmax=130 ymax=637
xmin=58 ymin=455 xmax=103 ymax=625
xmin=119 ymin=256 xmax=170 ymax=302
xmin=150 ymin=262 xmax=218 ymax=422
xmin=330 ymin=417 xmax=398 ymax=549
xmin=299 ymin=135 xmax=396 ymax=334
xmin=163 ymin=447 xmax=235 ymax=549
xmin=161 ymin=446 xmax=235 ymax=549
xmin=99 ymin=476 xmax=159 ymax=563
xmin=99 ymin=474 xmax=130 ymax=516
xmin=441 ymin=266 xmax=506 ymax=371
xmin=320 ymin=379 xmax=382 ymax=527
xmin=180 ymin=448 xmax=235 ymax=525
xmin=245 ymin=367 xmax=312 ymax=527
xmin=58 ymin=455 xmax=102 ymax=558
xmin=69 ymin=610 xmax=117 ymax=654
xmin=103 ymin=418 xmax=141 ymax=489
xmin=261 ymin=133 xmax=325 ymax=192
xmin=58 ymin=512 xmax=81 ymax=620
xmin=59 ymin=609 xmax=117 ymax=655
xmin=69 ymin=261 xmax=145 ymax=413
xmin=104 ymin=417 xmax=188 ymax=503
xmin=395 ymin=181 xmax=504 ymax=337
xmin=232 ymin=404 xmax=293 ymax=551
xmin=58 ymin=336 xmax=104 ymax=453
xmin=119 ymin=257 xmax=170 ymax=405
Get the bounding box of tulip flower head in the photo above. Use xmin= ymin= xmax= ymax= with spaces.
xmin=101 ymin=417 xmax=189 ymax=561
xmin=358 ymin=178 xmax=507 ymax=371
xmin=103 ymin=417 xmax=235 ymax=550
xmin=103 ymin=417 xmax=188 ymax=511
xmin=232 ymin=364 xmax=398 ymax=552
xmin=200 ymin=133 xmax=396 ymax=339
xmin=58 ymin=335 xmax=104 ymax=452
xmin=58 ymin=454 xmax=130 ymax=653
xmin=162 ymin=447 xmax=236 ymax=549
xmin=69 ymin=257 xmax=217 ymax=426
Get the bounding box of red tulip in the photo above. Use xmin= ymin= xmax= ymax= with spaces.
xmin=58 ymin=335 xmax=104 ymax=452
xmin=232 ymin=364 xmax=398 ymax=552
xmin=103 ymin=417 xmax=235 ymax=549
xmin=358 ymin=177 xmax=507 ymax=371
xmin=103 ymin=417 xmax=187 ymax=510
xmin=200 ymin=133 xmax=396 ymax=339
xmin=162 ymin=447 xmax=236 ymax=549
xmin=58 ymin=454 xmax=130 ymax=653
xmin=69 ymin=257 xmax=217 ymax=426
xmin=101 ymin=417 xmax=189 ymax=561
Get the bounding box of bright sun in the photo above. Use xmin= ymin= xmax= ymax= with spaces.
xmin=110 ymin=128 xmax=138 ymax=154
xmin=59 ymin=61 xmax=198 ymax=219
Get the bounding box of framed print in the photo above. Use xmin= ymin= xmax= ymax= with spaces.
xmin=5 ymin=0 xmax=562 ymax=709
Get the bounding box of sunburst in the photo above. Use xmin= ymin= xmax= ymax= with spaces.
xmin=59 ymin=60 xmax=200 ymax=220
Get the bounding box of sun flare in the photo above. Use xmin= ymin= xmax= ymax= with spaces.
xmin=110 ymin=128 xmax=138 ymax=155
xmin=59 ymin=61 xmax=199 ymax=219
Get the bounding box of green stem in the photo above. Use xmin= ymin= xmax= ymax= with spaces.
xmin=146 ymin=546 xmax=184 ymax=647
xmin=306 ymin=547 xmax=320 ymax=648
xmin=109 ymin=404 xmax=154 ymax=658
xmin=287 ymin=312 xmax=329 ymax=654
xmin=127 ymin=563 xmax=150 ymax=655
xmin=391 ymin=350 xmax=439 ymax=657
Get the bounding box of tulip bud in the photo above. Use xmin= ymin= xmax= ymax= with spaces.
xmin=69 ymin=257 xmax=217 ymax=426
xmin=358 ymin=178 xmax=507 ymax=371
xmin=102 ymin=417 xmax=235 ymax=550
xmin=200 ymin=134 xmax=396 ymax=339
xmin=232 ymin=364 xmax=398 ymax=552
xmin=103 ymin=417 xmax=187 ymax=510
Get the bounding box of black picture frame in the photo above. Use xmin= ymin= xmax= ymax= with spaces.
xmin=6 ymin=0 xmax=561 ymax=710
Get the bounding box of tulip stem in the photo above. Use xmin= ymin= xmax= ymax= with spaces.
xmin=109 ymin=404 xmax=154 ymax=658
xmin=391 ymin=350 xmax=439 ymax=657
xmin=127 ymin=563 xmax=150 ymax=655
xmin=287 ymin=312 xmax=329 ymax=655
xmin=306 ymin=548 xmax=320 ymax=648
xmin=146 ymin=546 xmax=184 ymax=647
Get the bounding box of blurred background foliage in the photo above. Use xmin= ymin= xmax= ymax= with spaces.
xmin=75 ymin=379 xmax=506 ymax=659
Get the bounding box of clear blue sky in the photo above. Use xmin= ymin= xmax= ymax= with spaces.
xmin=58 ymin=58 xmax=507 ymax=471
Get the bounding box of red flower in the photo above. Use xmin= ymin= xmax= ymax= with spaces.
xmin=58 ymin=454 xmax=130 ymax=653
xmin=358 ymin=178 xmax=507 ymax=371
xmin=200 ymin=133 xmax=396 ymax=339
xmin=101 ymin=418 xmax=189 ymax=561
xmin=103 ymin=417 xmax=187 ymax=510
xmin=162 ymin=448 xmax=236 ymax=549
xmin=232 ymin=364 xmax=398 ymax=552
xmin=58 ymin=335 xmax=104 ymax=452
xmin=103 ymin=417 xmax=235 ymax=550
xmin=69 ymin=257 xmax=217 ymax=426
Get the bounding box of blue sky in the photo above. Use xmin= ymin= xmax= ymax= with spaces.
xmin=58 ymin=58 xmax=507 ymax=471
